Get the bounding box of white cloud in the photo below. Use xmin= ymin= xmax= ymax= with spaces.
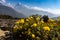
xmin=45 ymin=8 xmax=60 ymax=14
xmin=0 ymin=0 xmax=6 ymax=5
xmin=23 ymin=5 xmax=60 ymax=14
xmin=0 ymin=0 xmax=14 ymax=8
xmin=7 ymin=3 xmax=14 ymax=8
xmin=0 ymin=0 xmax=6 ymax=3
xmin=27 ymin=6 xmax=60 ymax=14
xmin=1 ymin=0 xmax=5 ymax=3
xmin=21 ymin=4 xmax=60 ymax=14
xmin=24 ymin=5 xmax=30 ymax=8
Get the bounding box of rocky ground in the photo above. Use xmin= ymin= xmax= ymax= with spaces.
xmin=0 ymin=19 xmax=17 ymax=40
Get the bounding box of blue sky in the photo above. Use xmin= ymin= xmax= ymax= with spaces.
xmin=5 ymin=0 xmax=60 ymax=9
xmin=0 ymin=0 xmax=60 ymax=14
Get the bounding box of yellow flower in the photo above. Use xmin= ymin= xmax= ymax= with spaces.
xmin=26 ymin=18 xmax=29 ymax=21
xmin=19 ymin=26 xmax=22 ymax=29
xmin=43 ymin=26 xmax=50 ymax=31
xmin=30 ymin=16 xmax=33 ymax=19
xmin=27 ymin=28 xmax=31 ymax=35
xmin=24 ymin=22 xmax=29 ymax=26
xmin=29 ymin=16 xmax=33 ymax=20
xmin=41 ymin=20 xmax=44 ymax=23
xmin=15 ymin=21 xmax=20 ymax=25
xmin=13 ymin=25 xmax=18 ymax=32
xmin=32 ymin=23 xmax=37 ymax=27
xmin=20 ymin=19 xmax=24 ymax=24
xmin=36 ymin=17 xmax=40 ymax=21
xmin=32 ymin=34 xmax=35 ymax=38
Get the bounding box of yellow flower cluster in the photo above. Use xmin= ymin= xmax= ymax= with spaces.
xmin=13 ymin=15 xmax=59 ymax=32
xmin=32 ymin=34 xmax=35 ymax=38
xmin=43 ymin=26 xmax=50 ymax=31
xmin=32 ymin=23 xmax=37 ymax=27
xmin=16 ymin=19 xmax=24 ymax=24
xmin=13 ymin=15 xmax=60 ymax=40
xmin=20 ymin=19 xmax=24 ymax=24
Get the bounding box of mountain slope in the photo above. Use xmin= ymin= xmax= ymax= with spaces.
xmin=0 ymin=3 xmax=25 ymax=18
xmin=15 ymin=3 xmax=55 ymax=18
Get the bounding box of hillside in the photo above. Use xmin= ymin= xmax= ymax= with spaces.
xmin=0 ymin=3 xmax=25 ymax=18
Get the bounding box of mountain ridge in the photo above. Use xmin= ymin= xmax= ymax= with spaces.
xmin=14 ymin=3 xmax=55 ymax=18
xmin=0 ymin=3 xmax=25 ymax=18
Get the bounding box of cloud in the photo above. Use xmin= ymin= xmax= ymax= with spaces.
xmin=22 ymin=4 xmax=60 ymax=14
xmin=24 ymin=5 xmax=30 ymax=8
xmin=0 ymin=0 xmax=6 ymax=3
xmin=7 ymin=3 xmax=14 ymax=8
xmin=0 ymin=0 xmax=14 ymax=8
xmin=26 ymin=6 xmax=60 ymax=14
xmin=1 ymin=0 xmax=6 ymax=3
xmin=0 ymin=0 xmax=6 ymax=5
xmin=45 ymin=8 xmax=60 ymax=14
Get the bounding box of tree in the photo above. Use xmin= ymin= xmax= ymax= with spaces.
xmin=42 ymin=15 xmax=49 ymax=22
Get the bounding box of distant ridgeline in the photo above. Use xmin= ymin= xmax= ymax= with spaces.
xmin=0 ymin=15 xmax=24 ymax=19
xmin=0 ymin=15 xmax=13 ymax=19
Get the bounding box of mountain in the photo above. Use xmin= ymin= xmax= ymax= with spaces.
xmin=51 ymin=17 xmax=57 ymax=20
xmin=15 ymin=3 xmax=55 ymax=18
xmin=52 ymin=16 xmax=60 ymax=20
xmin=0 ymin=3 xmax=25 ymax=18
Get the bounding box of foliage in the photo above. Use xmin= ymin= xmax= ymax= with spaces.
xmin=13 ymin=15 xmax=60 ymax=40
xmin=0 ymin=15 xmax=13 ymax=19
